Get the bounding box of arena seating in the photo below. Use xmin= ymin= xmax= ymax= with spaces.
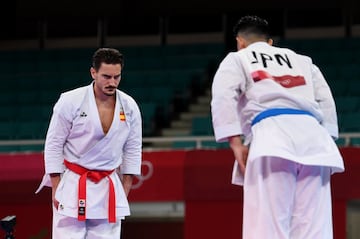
xmin=1 ymin=38 xmax=360 ymax=151
xmin=278 ymin=37 xmax=360 ymax=136
xmin=0 ymin=43 xmax=224 ymax=152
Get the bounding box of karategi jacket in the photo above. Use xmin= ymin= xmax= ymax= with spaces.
xmin=36 ymin=82 xmax=142 ymax=220
xmin=211 ymin=42 xmax=345 ymax=185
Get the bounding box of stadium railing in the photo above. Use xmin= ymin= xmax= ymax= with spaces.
xmin=0 ymin=133 xmax=359 ymax=152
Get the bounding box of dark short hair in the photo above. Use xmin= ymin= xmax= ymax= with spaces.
xmin=233 ymin=15 xmax=270 ymax=39
xmin=92 ymin=48 xmax=124 ymax=71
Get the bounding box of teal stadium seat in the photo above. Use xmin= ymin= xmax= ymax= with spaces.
xmin=191 ymin=116 xmax=213 ymax=136
xmin=60 ymin=72 xmax=90 ymax=91
xmin=0 ymin=122 xmax=16 ymax=140
xmin=163 ymin=43 xmax=225 ymax=56
xmin=138 ymin=57 xmax=165 ymax=70
xmin=123 ymin=87 xmax=150 ymax=103
xmin=338 ymin=64 xmax=360 ymax=79
xmin=139 ymin=102 xmax=157 ymax=136
xmin=15 ymin=121 xmax=48 ymax=139
xmin=328 ymin=79 xmax=348 ymax=97
xmin=339 ymin=112 xmax=360 ymax=132
xmin=17 ymin=105 xmax=52 ymax=122
xmin=172 ymin=140 xmax=228 ymax=149
xmin=0 ymin=145 xmax=21 ymax=153
xmin=0 ymin=92 xmax=13 ymax=106
xmin=18 ymin=144 xmax=44 ymax=152
xmin=346 ymin=80 xmax=360 ymax=96
xmin=335 ymin=96 xmax=360 ymax=114
xmin=0 ymin=106 xmax=17 ymax=122
xmin=312 ymin=50 xmax=355 ymax=66
xmin=16 ymin=91 xmax=42 ymax=106
xmin=202 ymin=140 xmax=229 ymax=149
xmin=335 ymin=137 xmax=346 ymax=147
xmin=39 ymin=90 xmax=60 ymax=106
xmin=172 ymin=141 xmax=197 ymax=149
xmin=148 ymin=87 xmax=174 ymax=124
xmin=0 ymin=61 xmax=16 ymax=76
xmin=121 ymin=71 xmax=148 ymax=88
xmin=321 ymin=65 xmax=339 ymax=82
xmin=350 ymin=138 xmax=360 ymax=146
xmin=38 ymin=74 xmax=66 ymax=91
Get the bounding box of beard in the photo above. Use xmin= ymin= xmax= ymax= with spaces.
xmin=104 ymin=92 xmax=115 ymax=96
xmin=104 ymin=86 xmax=117 ymax=96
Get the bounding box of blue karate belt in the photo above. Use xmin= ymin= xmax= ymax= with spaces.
xmin=251 ymin=108 xmax=315 ymax=126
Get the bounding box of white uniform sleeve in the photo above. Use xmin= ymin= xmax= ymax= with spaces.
xmin=211 ymin=53 xmax=245 ymax=142
xmin=121 ymin=99 xmax=142 ymax=175
xmin=44 ymin=94 xmax=72 ymax=174
xmin=312 ymin=64 xmax=339 ymax=139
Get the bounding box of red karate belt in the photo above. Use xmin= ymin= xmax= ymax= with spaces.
xmin=64 ymin=160 xmax=116 ymax=223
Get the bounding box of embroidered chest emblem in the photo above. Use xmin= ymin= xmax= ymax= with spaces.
xmin=120 ymin=111 xmax=126 ymax=121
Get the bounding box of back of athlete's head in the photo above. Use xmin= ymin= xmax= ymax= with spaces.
xmin=92 ymin=48 xmax=124 ymax=71
xmin=233 ymin=15 xmax=270 ymax=40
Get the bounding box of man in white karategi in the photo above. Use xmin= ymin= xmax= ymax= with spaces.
xmin=36 ymin=48 xmax=142 ymax=239
xmin=211 ymin=15 xmax=345 ymax=239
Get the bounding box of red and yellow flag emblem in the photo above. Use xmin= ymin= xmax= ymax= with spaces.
xmin=120 ymin=111 xmax=126 ymax=121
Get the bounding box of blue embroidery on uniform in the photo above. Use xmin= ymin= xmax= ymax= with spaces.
xmin=251 ymin=108 xmax=314 ymax=126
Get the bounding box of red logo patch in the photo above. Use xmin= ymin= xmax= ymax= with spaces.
xmin=252 ymin=70 xmax=305 ymax=88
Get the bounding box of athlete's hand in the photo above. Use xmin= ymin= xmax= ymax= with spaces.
xmin=52 ymin=187 xmax=59 ymax=210
xmin=229 ymin=136 xmax=248 ymax=175
xmin=50 ymin=173 xmax=61 ymax=210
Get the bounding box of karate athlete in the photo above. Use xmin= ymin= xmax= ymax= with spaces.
xmin=211 ymin=15 xmax=345 ymax=239
xmin=36 ymin=48 xmax=142 ymax=239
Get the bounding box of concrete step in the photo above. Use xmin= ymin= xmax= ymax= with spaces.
xmin=180 ymin=112 xmax=210 ymax=121
xmin=161 ymin=128 xmax=191 ymax=137
xmin=188 ymin=104 xmax=210 ymax=113
xmin=171 ymin=120 xmax=192 ymax=128
xmin=197 ymin=95 xmax=211 ymax=104
xmin=158 ymin=87 xmax=212 ymax=139
xmin=197 ymin=93 xmax=211 ymax=104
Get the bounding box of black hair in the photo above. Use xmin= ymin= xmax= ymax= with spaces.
xmin=232 ymin=15 xmax=270 ymax=39
xmin=92 ymin=48 xmax=124 ymax=71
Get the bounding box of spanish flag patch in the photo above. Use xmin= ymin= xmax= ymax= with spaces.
xmin=120 ymin=111 xmax=126 ymax=121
